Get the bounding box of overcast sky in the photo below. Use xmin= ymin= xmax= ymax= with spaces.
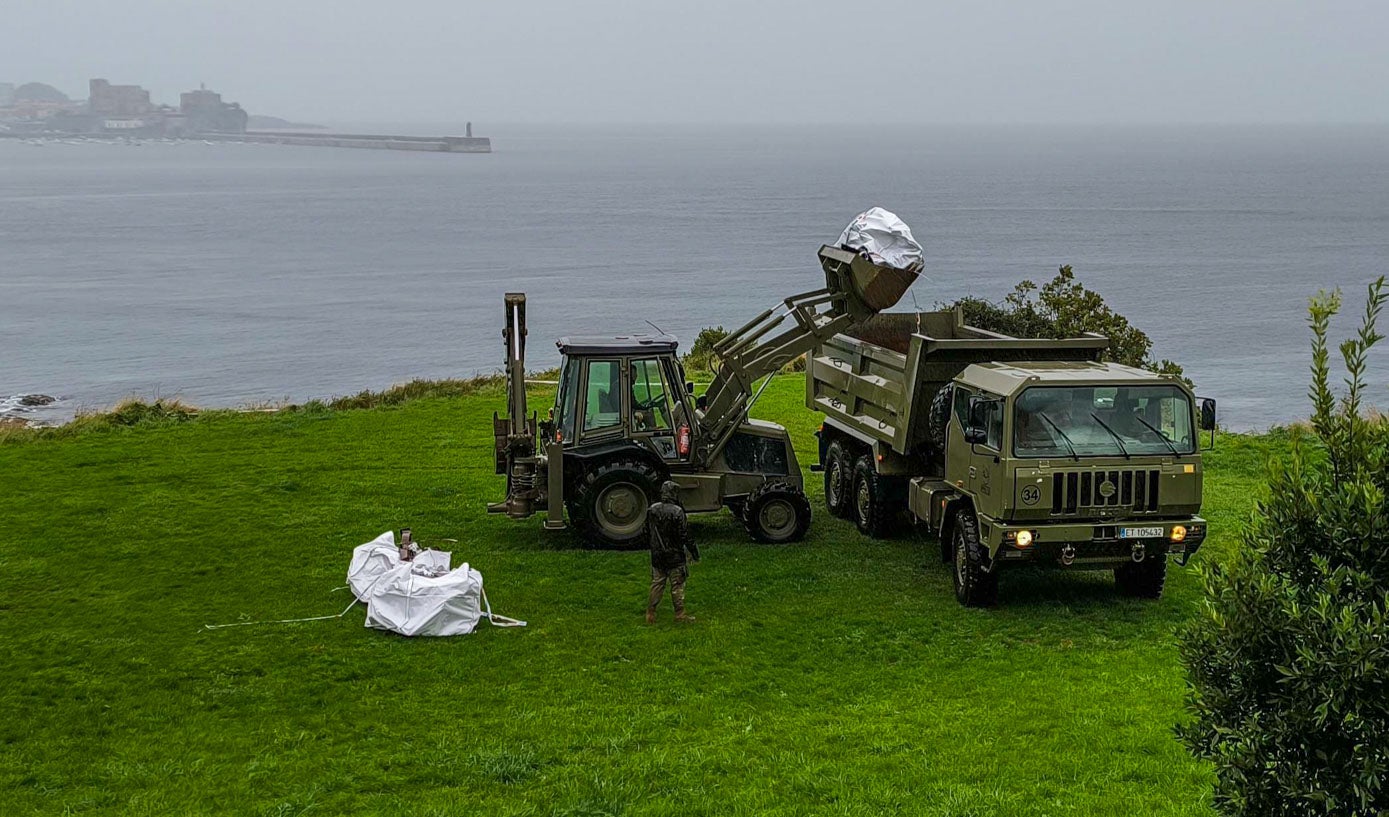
xmin=5 ymin=0 xmax=1387 ymax=124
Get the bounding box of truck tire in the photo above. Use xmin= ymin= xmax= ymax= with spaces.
xmin=951 ymin=507 xmax=998 ymax=607
xmin=927 ymin=383 xmax=954 ymax=463
xmin=1114 ymin=552 xmax=1167 ymax=599
xmin=742 ymin=481 xmax=812 ymax=544
xmin=852 ymin=456 xmax=896 ymax=538
xmin=823 ymin=440 xmax=854 ymax=519
xmin=570 ymin=459 xmax=663 ymax=548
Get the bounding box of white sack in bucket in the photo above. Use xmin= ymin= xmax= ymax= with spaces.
xmin=836 ymin=207 xmax=924 ymax=271
xmin=347 ymin=531 xmax=525 ymax=636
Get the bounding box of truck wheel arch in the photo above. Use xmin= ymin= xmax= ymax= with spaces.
xmin=939 ymin=495 xmax=973 ymax=564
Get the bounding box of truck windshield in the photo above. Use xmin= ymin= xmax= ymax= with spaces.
xmin=1014 ymin=385 xmax=1195 ymax=458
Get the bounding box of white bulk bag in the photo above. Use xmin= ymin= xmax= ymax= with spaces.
xmin=347 ymin=531 xmax=404 ymax=601
xmin=364 ymin=561 xmax=486 ymax=637
xmin=345 ymin=531 xmax=524 ymax=636
xmin=836 ymin=207 xmax=924 ymax=271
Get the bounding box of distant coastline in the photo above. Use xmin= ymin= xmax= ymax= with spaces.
xmin=246 ymin=114 xmax=325 ymax=131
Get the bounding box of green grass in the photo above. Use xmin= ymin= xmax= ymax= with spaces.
xmin=0 ymin=378 xmax=1282 ymax=816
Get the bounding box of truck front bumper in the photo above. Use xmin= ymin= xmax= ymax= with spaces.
xmin=983 ymin=516 xmax=1207 ymax=569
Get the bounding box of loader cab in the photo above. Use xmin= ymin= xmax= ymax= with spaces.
xmin=553 ymin=335 xmax=693 ymax=463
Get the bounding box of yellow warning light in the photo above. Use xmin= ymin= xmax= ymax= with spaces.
xmin=1171 ymin=525 xmax=1188 ymax=542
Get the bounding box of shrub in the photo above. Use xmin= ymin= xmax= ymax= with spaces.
xmin=683 ymin=326 xmax=728 ymax=373
xmin=324 ymin=376 xmax=505 ymax=411
xmin=99 ymin=398 xmax=198 ymax=427
xmin=1177 ymin=278 xmax=1389 ymax=816
xmin=949 ymin=265 xmax=1186 ymax=382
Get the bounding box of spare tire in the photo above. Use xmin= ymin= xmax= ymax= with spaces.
xmin=927 ymin=383 xmax=954 ymax=462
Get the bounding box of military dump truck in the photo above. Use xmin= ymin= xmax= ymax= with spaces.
xmin=488 ymin=246 xmax=920 ymax=547
xmin=809 ymin=247 xmax=1214 ymax=605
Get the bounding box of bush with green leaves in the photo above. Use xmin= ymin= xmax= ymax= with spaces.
xmin=682 ymin=326 xmax=729 ymax=372
xmin=949 ymin=265 xmax=1186 ymax=381
xmin=1178 ymin=278 xmax=1389 ymax=816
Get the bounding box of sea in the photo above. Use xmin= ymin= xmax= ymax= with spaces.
xmin=3 ymin=123 xmax=1388 ymax=431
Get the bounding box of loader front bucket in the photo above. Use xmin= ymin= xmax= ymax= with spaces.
xmin=819 ymin=245 xmax=921 ymax=321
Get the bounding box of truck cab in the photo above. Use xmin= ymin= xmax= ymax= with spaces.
xmin=921 ymin=361 xmax=1210 ymax=605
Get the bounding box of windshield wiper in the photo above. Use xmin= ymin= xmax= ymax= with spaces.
xmin=1036 ymin=412 xmax=1080 ymax=461
xmin=1089 ymin=413 xmax=1131 ymax=459
xmin=1130 ymin=413 xmax=1181 ymax=457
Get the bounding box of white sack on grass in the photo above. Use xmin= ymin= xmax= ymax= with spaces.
xmin=364 ymin=560 xmax=486 ymax=637
xmin=346 ymin=531 xmax=524 ymax=637
xmin=836 ymin=207 xmax=924 ymax=271
xmin=348 ymin=531 xmax=402 ymax=600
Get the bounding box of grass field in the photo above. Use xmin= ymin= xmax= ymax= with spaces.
xmin=0 ymin=378 xmax=1281 ymax=816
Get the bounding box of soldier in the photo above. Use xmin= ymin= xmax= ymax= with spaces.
xmin=646 ymin=480 xmax=699 ymax=623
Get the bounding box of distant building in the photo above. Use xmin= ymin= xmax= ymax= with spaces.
xmin=180 ymin=85 xmax=248 ymax=134
xmin=3 ymin=78 xmax=252 ymax=137
xmin=89 ymin=78 xmax=153 ymax=116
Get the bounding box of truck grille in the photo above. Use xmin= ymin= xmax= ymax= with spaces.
xmin=1051 ymin=469 xmax=1159 ymax=514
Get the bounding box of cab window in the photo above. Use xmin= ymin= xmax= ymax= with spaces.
xmin=952 ymin=385 xmax=974 ymax=430
xmin=583 ymin=359 xmax=622 ymax=432
xmin=979 ymin=397 xmax=1004 ymax=450
xmin=555 ymin=359 xmax=581 ymax=442
xmin=629 ymin=358 xmax=673 ymax=431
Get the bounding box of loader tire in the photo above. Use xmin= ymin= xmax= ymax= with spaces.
xmin=823 ymin=440 xmax=854 ymax=519
xmin=571 ymin=459 xmax=663 ymax=548
xmin=951 ymin=507 xmax=998 ymax=607
xmin=742 ymin=481 xmax=812 ymax=544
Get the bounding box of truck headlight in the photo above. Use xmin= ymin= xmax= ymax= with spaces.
xmin=1170 ymin=525 xmax=1187 ymax=543
xmin=1016 ymin=530 xmax=1034 ymax=548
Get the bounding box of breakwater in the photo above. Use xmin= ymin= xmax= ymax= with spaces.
xmin=207 ymin=131 xmax=491 ymax=153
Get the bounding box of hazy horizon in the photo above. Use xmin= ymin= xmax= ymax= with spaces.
xmin=5 ymin=0 xmax=1387 ymax=125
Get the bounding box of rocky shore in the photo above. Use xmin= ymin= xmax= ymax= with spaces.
xmin=0 ymin=393 xmax=59 ymax=427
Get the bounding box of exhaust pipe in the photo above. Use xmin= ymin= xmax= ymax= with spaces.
xmin=1060 ymin=544 xmax=1076 ymax=566
xmin=1132 ymin=543 xmax=1147 ymax=563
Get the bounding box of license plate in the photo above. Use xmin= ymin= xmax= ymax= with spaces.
xmin=1119 ymin=526 xmax=1164 ymax=539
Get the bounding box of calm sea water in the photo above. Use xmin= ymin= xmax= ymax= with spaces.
xmin=3 ymin=124 xmax=1388 ymax=430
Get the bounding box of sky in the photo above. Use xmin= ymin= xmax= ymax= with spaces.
xmin=4 ymin=0 xmax=1387 ymax=125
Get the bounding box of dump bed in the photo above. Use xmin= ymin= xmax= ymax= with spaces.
xmin=806 ymin=309 xmax=1108 ymax=455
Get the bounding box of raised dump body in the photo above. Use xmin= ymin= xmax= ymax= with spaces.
xmin=806 ymin=308 xmax=1108 ymax=462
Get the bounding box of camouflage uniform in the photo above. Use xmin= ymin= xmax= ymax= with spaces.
xmin=647 ymin=481 xmax=699 ymax=620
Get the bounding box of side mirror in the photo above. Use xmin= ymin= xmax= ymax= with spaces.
xmin=686 ymin=381 xmax=695 ymax=395
xmin=1199 ymin=398 xmax=1216 ymax=431
xmin=964 ymin=427 xmax=988 ymax=445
